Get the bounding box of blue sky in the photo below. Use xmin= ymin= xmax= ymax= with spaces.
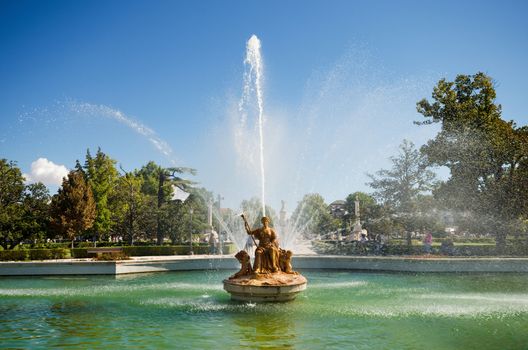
xmin=1 ymin=0 xmax=527 ymax=211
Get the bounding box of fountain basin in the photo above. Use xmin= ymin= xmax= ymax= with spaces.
xmin=1 ymin=270 xmax=528 ymax=349
xmin=223 ymin=273 xmax=307 ymax=302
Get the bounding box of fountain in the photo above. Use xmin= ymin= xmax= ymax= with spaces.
xmin=223 ymin=214 xmax=307 ymax=302
xmin=2 ymin=31 xmax=528 ymax=350
xmin=223 ymin=35 xmax=307 ymax=301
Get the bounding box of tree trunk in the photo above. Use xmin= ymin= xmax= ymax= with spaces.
xmin=128 ymin=211 xmax=134 ymax=246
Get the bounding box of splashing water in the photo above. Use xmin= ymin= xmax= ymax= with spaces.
xmin=68 ymin=101 xmax=178 ymax=165
xmin=2 ymin=271 xmax=528 ymax=349
xmin=17 ymin=100 xmax=179 ymax=166
xmin=240 ymin=35 xmax=266 ymax=217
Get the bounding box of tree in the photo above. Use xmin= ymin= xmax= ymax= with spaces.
xmin=50 ymin=170 xmax=96 ymax=248
xmin=0 ymin=159 xmax=25 ymax=249
xmin=416 ymin=72 xmax=528 ymax=249
xmin=84 ymin=148 xmax=119 ymax=243
xmin=163 ymin=191 xmax=207 ymax=245
xmin=137 ymin=162 xmax=196 ymax=245
xmin=19 ymin=183 xmax=52 ymax=244
xmin=110 ymin=172 xmax=152 ymax=245
xmin=240 ymin=197 xmax=278 ymax=228
xmin=0 ymin=159 xmax=50 ymax=249
xmin=367 ymin=140 xmax=437 ymax=246
xmin=290 ymin=193 xmax=337 ymax=239
xmin=343 ymin=192 xmax=393 ymax=237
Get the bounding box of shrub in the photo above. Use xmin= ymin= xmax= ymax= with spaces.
xmin=28 ymin=249 xmax=52 ymax=260
xmin=51 ymin=248 xmax=71 ymax=259
xmin=0 ymin=250 xmax=28 ymax=261
xmin=222 ymin=243 xmax=237 ymax=254
xmin=30 ymin=242 xmax=71 ymax=249
xmin=70 ymin=248 xmax=89 ymax=258
xmin=94 ymin=252 xmax=129 ymax=261
xmin=123 ymin=246 xmax=177 ymax=256
xmin=26 ymin=248 xmax=71 ymax=260
xmin=310 ymin=240 xmax=528 ymax=256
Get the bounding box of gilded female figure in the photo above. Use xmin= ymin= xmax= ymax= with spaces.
xmin=243 ymin=216 xmax=280 ymax=274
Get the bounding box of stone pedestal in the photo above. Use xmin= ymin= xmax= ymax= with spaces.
xmin=223 ymin=272 xmax=307 ymax=302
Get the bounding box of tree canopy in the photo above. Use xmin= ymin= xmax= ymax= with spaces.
xmin=367 ymin=140 xmax=438 ymax=244
xmin=84 ymin=148 xmax=119 ymax=242
xmin=290 ymin=193 xmax=337 ymax=239
xmin=50 ymin=170 xmax=96 ymax=248
xmin=0 ymin=159 xmax=50 ymax=249
xmin=416 ymin=72 xmax=528 ymax=247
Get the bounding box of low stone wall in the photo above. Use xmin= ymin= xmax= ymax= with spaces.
xmin=0 ymin=260 xmax=117 ymax=276
xmin=293 ymin=256 xmax=528 ymax=273
xmin=116 ymin=257 xmax=239 ymax=274
xmin=1 ymin=255 xmax=527 ymax=276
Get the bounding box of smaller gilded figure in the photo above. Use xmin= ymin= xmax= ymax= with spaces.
xmin=229 ymin=250 xmax=253 ymax=279
xmin=241 ymin=214 xmax=280 ymax=274
xmin=279 ymin=248 xmax=294 ymax=274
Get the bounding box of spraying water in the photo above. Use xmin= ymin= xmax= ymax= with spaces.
xmin=241 ymin=35 xmax=266 ymax=217
xmin=68 ymin=101 xmax=178 ymax=165
xmin=17 ymin=100 xmax=180 ymax=166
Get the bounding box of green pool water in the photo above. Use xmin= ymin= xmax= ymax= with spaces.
xmin=1 ymin=270 xmax=527 ymax=349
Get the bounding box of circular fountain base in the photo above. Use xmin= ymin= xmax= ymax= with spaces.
xmin=223 ymin=272 xmax=307 ymax=302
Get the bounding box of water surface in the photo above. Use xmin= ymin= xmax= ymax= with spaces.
xmin=1 ymin=271 xmax=527 ymax=349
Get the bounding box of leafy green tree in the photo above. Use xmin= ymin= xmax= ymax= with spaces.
xmin=367 ymin=140 xmax=437 ymax=246
xmin=0 ymin=159 xmax=50 ymax=249
xmin=19 ymin=183 xmax=52 ymax=244
xmin=0 ymin=159 xmax=25 ymax=249
xmin=110 ymin=172 xmax=153 ymax=245
xmin=137 ymin=162 xmax=196 ymax=245
xmin=291 ymin=193 xmax=337 ymax=239
xmin=84 ymin=148 xmax=119 ymax=243
xmin=50 ymin=170 xmax=96 ymax=248
xmin=163 ymin=191 xmax=207 ymax=245
xmin=240 ymin=197 xmax=278 ymax=228
xmin=343 ymin=192 xmax=392 ymax=237
xmin=416 ymin=72 xmax=528 ymax=249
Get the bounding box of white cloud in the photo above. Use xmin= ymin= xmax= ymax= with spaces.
xmin=23 ymin=158 xmax=69 ymax=186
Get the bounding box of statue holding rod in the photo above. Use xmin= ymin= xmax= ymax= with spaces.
xmin=224 ymin=212 xmax=306 ymax=302
xmin=241 ymin=214 xmax=281 ymax=274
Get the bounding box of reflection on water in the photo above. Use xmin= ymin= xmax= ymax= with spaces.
xmin=1 ymin=271 xmax=528 ymax=349
xmin=231 ymin=306 xmax=296 ymax=350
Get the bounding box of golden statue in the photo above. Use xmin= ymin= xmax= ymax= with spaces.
xmin=224 ymin=212 xmax=307 ymax=302
xmin=229 ymin=250 xmax=253 ymax=279
xmin=242 ymin=215 xmax=280 ymax=274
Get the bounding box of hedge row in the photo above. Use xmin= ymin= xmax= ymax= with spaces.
xmin=312 ymin=240 xmax=528 ymax=256
xmin=390 ymin=237 xmax=528 ymax=245
xmin=0 ymin=243 xmax=237 ymax=261
xmin=0 ymin=248 xmax=71 ymax=261
xmin=122 ymin=243 xmax=236 ymax=256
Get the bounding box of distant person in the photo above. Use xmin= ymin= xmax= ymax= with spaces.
xmin=423 ymin=232 xmax=433 ymax=254
xmin=360 ymin=233 xmax=369 ymax=243
xmin=358 ymin=233 xmax=369 ymax=254
xmin=374 ymin=233 xmax=387 ymax=255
